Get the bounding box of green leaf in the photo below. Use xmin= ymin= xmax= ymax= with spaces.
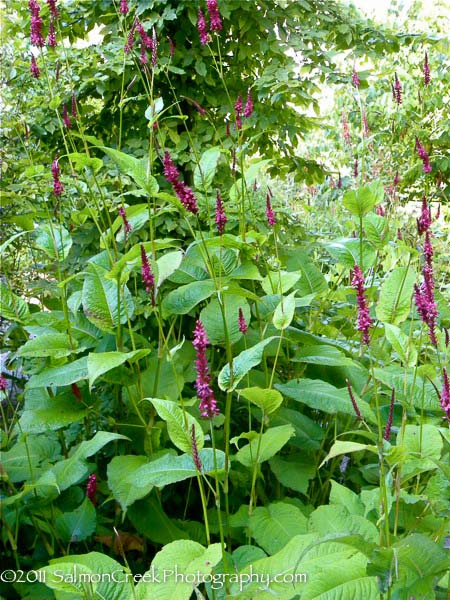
xmin=17 ymin=394 xmax=88 ymax=433
xmin=156 ymin=250 xmax=183 ymax=288
xmin=128 ymin=494 xmax=190 ymax=545
xmin=82 ymin=263 xmax=135 ymax=333
xmin=162 ymin=280 xmax=217 ymax=316
xmin=276 ymin=379 xmax=376 ymax=423
xmin=99 ymin=146 xmax=158 ymax=195
xmin=269 ymin=455 xmax=316 ymax=494
xmin=343 ymin=181 xmax=383 ymax=217
xmin=200 ymin=294 xmax=250 ymax=345
xmin=193 ymin=147 xmax=221 ymax=190
xmin=329 ymin=480 xmax=365 ymax=516
xmin=55 ymin=497 xmax=96 ymax=544
xmin=402 ymin=424 xmax=443 ymax=460
xmin=363 ymin=213 xmax=387 ymax=249
xmin=308 ymin=504 xmax=379 ymax=542
xmin=320 ymin=440 xmax=377 ymax=467
xmin=218 ymin=336 xmax=277 ymax=392
xmin=261 ymin=271 xmax=301 ymax=295
xmin=128 ymin=449 xmax=226 ymax=488
xmin=107 ymin=455 xmax=154 ymax=513
xmin=325 ymin=238 xmax=376 ymax=270
xmin=17 ymin=333 xmax=75 ymax=359
xmin=87 ymin=349 xmax=150 ymax=388
xmin=291 ymin=345 xmax=357 ymax=367
xmin=0 ymin=281 xmax=30 ymax=323
xmin=372 ymin=366 xmax=440 ymax=411
xmin=135 ymin=541 xmax=222 ymax=600
xmin=239 ymin=387 xmax=283 ymax=414
xmin=384 ymin=323 xmax=418 ymax=366
xmin=235 ymin=425 xmax=294 ymax=467
xmin=26 ymin=357 xmax=88 ymax=389
xmin=35 ymin=224 xmax=72 ymax=260
xmin=273 ymin=290 xmax=296 ymax=330
xmin=146 ymin=398 xmax=204 ymax=453
xmin=67 ymin=152 xmax=103 ymax=173
xmin=249 ymin=502 xmax=308 ymax=554
xmin=375 ymin=267 xmax=416 ymax=325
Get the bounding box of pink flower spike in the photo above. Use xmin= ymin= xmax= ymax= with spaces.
xmin=151 ymin=28 xmax=157 ymax=67
xmin=193 ymin=320 xmax=220 ymax=419
xmin=51 ymin=156 xmax=64 ymax=196
xmin=140 ymin=244 xmax=155 ymax=295
xmin=140 ymin=42 xmax=148 ymax=65
xmin=119 ymin=0 xmax=129 ymax=14
xmin=0 ymin=374 xmax=7 ymax=392
xmin=383 ymin=388 xmax=395 ymax=441
xmin=423 ymin=52 xmax=430 ymax=86
xmin=215 ymin=191 xmax=227 ymax=235
xmin=162 ymin=152 xmax=198 ymax=214
xmin=47 ymin=17 xmax=57 ymax=47
xmin=353 ymin=158 xmax=358 ymax=178
xmin=243 ymin=88 xmax=253 ymax=118
xmin=235 ymin=95 xmax=243 ymax=130
xmin=191 ymin=424 xmax=203 ymax=471
xmin=30 ymin=55 xmax=40 ymax=78
xmin=86 ymin=474 xmax=97 ymax=505
xmin=46 ymin=0 xmax=59 ymax=19
xmin=417 ymin=195 xmax=431 ymax=235
xmin=29 ymin=0 xmax=45 ymax=47
xmin=393 ymin=72 xmax=402 ymax=104
xmin=118 ymin=206 xmax=132 ymax=235
xmin=440 ymin=369 xmax=450 ymax=420
xmin=62 ymin=104 xmax=72 ymax=128
xmin=266 ymin=193 xmax=276 ymax=227
xmin=351 ymin=265 xmax=373 ymax=345
xmin=352 ymin=67 xmax=360 ymax=88
xmin=197 ymin=9 xmax=210 ymax=45
xmin=207 ymin=0 xmax=222 ymax=31
xmin=238 ymin=308 xmax=248 ymax=334
xmin=346 ymin=379 xmax=363 ymax=420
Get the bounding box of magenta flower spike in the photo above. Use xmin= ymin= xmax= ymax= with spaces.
xmin=118 ymin=206 xmax=132 ymax=235
xmin=46 ymin=0 xmax=59 ymax=18
xmin=440 ymin=369 xmax=450 ymax=420
xmin=86 ymin=474 xmax=97 ymax=505
xmin=383 ymin=388 xmax=395 ymax=441
xmin=30 ymin=55 xmax=40 ymax=78
xmin=207 ymin=0 xmax=222 ymax=31
xmin=353 ymin=158 xmax=358 ymax=178
xmin=51 ymin=156 xmax=64 ymax=196
xmin=162 ymin=151 xmax=198 ymax=214
xmin=136 ymin=21 xmax=152 ymax=49
xmin=423 ymin=52 xmax=430 ymax=86
xmin=140 ymin=42 xmax=148 ymax=65
xmin=140 ymin=244 xmax=155 ymax=294
xmin=62 ymin=104 xmax=72 ymax=128
xmin=266 ymin=193 xmax=276 ymax=227
xmin=417 ymin=195 xmax=431 ymax=235
xmin=197 ymin=9 xmax=210 ymax=45
xmin=119 ymin=0 xmax=129 ymax=14
xmin=393 ymin=73 xmax=402 ymax=104
xmin=124 ymin=23 xmax=136 ymax=53
xmin=346 ymin=379 xmax=363 ymax=420
xmin=191 ymin=424 xmax=203 ymax=471
xmin=215 ymin=191 xmax=227 ymax=235
xmin=47 ymin=17 xmax=57 ymax=47
xmin=29 ymin=0 xmax=45 ymax=47
xmin=0 ymin=374 xmax=7 ymax=392
xmin=193 ymin=320 xmax=220 ymax=419
xmin=235 ymin=95 xmax=243 ymax=130
xmin=414 ymin=231 xmax=438 ymax=346
xmin=351 ymin=265 xmax=373 ymax=345
xmin=243 ymin=88 xmax=253 ymax=118
xmin=352 ymin=67 xmax=360 ymax=88
xmin=238 ymin=308 xmax=248 ymax=334
xmin=415 ymin=137 xmax=432 ymax=173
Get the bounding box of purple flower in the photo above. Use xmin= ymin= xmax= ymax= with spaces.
xmin=62 ymin=104 xmax=72 ymax=128
xmin=197 ymin=9 xmax=210 ymax=45
xmin=124 ymin=23 xmax=136 ymax=53
xmin=140 ymin=43 xmax=148 ymax=65
xmin=0 ymin=374 xmax=7 ymax=392
xmin=238 ymin=308 xmax=248 ymax=334
xmin=417 ymin=195 xmax=431 ymax=235
xmin=30 ymin=55 xmax=40 ymax=78
xmin=337 ymin=172 xmax=342 ymax=189
xmin=415 ymin=137 xmax=432 ymax=173
xmin=193 ymin=320 xmax=220 ymax=419
xmin=346 ymin=379 xmax=363 ymax=420
xmin=168 ymin=37 xmax=175 ymax=56
xmin=118 ymin=206 xmax=132 ymax=235
xmin=151 ymin=28 xmax=157 ymax=67
xmin=46 ymin=0 xmax=59 ymax=19
xmin=51 ymin=156 xmax=64 ymax=196
xmin=352 ymin=67 xmax=360 ymax=88
xmin=215 ymin=191 xmax=227 ymax=235
xmin=397 ymin=228 xmax=403 ymax=240
xmin=393 ymin=73 xmax=402 ymax=104
xmin=393 ymin=170 xmax=400 ymax=187
xmin=423 ymin=52 xmax=430 ymax=86
xmin=207 ymin=0 xmax=222 ymax=31
xmin=235 ymin=95 xmax=243 ymax=130
xmin=440 ymin=369 xmax=450 ymax=421
xmin=243 ymin=88 xmax=253 ymax=118
xmin=47 ymin=17 xmax=57 ymax=47
xmin=376 ymin=204 xmax=385 ymax=217
xmin=191 ymin=424 xmax=203 ymax=471
xmin=119 ymin=0 xmax=129 ymax=14
xmin=353 ymin=158 xmax=358 ymax=178
xmin=29 ymin=0 xmax=45 ymax=47
xmin=414 ymin=231 xmax=438 ymax=346
xmin=140 ymin=244 xmax=155 ymax=295
xmin=136 ymin=21 xmax=153 ymax=49
xmin=351 ymin=265 xmax=373 ymax=345
xmin=86 ymin=474 xmax=97 ymax=505
xmin=383 ymin=388 xmax=395 ymax=441
xmin=266 ymin=193 xmax=276 ymax=227
xmin=163 ymin=152 xmax=198 ymax=214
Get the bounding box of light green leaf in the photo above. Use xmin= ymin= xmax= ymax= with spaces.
xmin=26 ymin=357 xmax=88 ymax=389
xmin=99 ymin=146 xmax=158 ymax=195
xmin=17 ymin=333 xmax=75 ymax=359
xmin=67 ymin=152 xmax=103 ymax=173
xmin=320 ymin=440 xmax=377 ymax=468
xmin=373 ymin=366 xmax=439 ymax=410
xmin=239 ymin=387 xmax=283 ymax=414
xmin=55 ymin=497 xmax=96 ymax=544
xmin=343 ymin=181 xmax=383 ymax=217
xmin=329 ymin=480 xmax=365 ymax=516
xmin=291 ymin=345 xmax=357 ymax=367
xmin=261 ymin=271 xmax=301 ymax=295
xmin=146 ymin=398 xmax=204 ymax=453
xmin=107 ymin=455 xmax=154 ymax=513
xmin=269 ymin=455 xmax=316 ymax=494
xmin=162 ymin=280 xmax=217 ymax=316
xmin=218 ymin=336 xmax=277 ymax=392
xmin=384 ymin=323 xmax=418 ymax=366
xmin=235 ymin=424 xmax=294 ymax=467
xmin=156 ymin=250 xmax=183 ymax=288
xmin=17 ymin=394 xmax=88 ymax=433
xmin=200 ymin=294 xmax=251 ymax=345
xmin=375 ymin=267 xmax=416 ymax=325
xmin=249 ymin=502 xmax=308 ymax=554
xmin=35 ymin=224 xmax=72 ymax=260
xmin=273 ymin=290 xmax=296 ymax=330
xmin=0 ymin=281 xmax=30 ymax=323
xmin=87 ymin=349 xmax=150 ymax=388
xmin=325 ymin=238 xmax=376 ymax=270
xmin=193 ymin=147 xmax=221 ymax=190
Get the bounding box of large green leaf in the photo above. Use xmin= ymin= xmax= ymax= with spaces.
xmin=239 ymin=387 xmax=283 ymax=414
xmin=26 ymin=357 xmax=88 ymax=389
xmin=146 ymin=398 xmax=204 ymax=453
xmin=249 ymin=502 xmax=308 ymax=554
xmin=193 ymin=146 xmax=221 ymax=190
xmin=128 ymin=495 xmax=190 ymax=545
xmin=324 ymin=238 xmax=376 ymax=270
xmin=87 ymin=349 xmax=150 ymax=388
xmin=276 ymin=379 xmax=376 ymax=423
xmin=35 ymin=224 xmax=72 ymax=260
xmin=107 ymin=455 xmax=154 ymax=513
xmin=82 ymin=262 xmax=135 ymax=332
xmin=320 ymin=440 xmax=377 ymax=468
xmin=0 ymin=281 xmax=30 ymax=323
xmin=135 ymin=541 xmax=222 ymax=600
xmin=375 ymin=267 xmax=416 ymax=325
xmin=269 ymin=455 xmax=316 ymax=494
xmin=273 ymin=290 xmax=297 ymax=330
xmin=162 ymin=280 xmax=217 ymax=316
xmin=291 ymin=345 xmax=357 ymax=367
xmin=200 ymin=294 xmax=251 ymax=345
xmin=235 ymin=424 xmax=295 ymax=467
xmin=99 ymin=146 xmax=158 ymax=195
xmin=372 ymin=366 xmax=440 ymax=411
xmin=54 ymin=497 xmax=96 ymax=544
xmin=343 ymin=181 xmax=383 ymax=217
xmin=17 ymin=333 xmax=75 ymax=359
xmin=17 ymin=393 xmax=88 ymax=433
xmin=218 ymin=336 xmax=277 ymax=392
xmin=384 ymin=323 xmax=418 ymax=366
